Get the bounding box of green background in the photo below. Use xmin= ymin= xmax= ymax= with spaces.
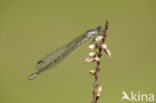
xmin=0 ymin=0 xmax=155 ymax=103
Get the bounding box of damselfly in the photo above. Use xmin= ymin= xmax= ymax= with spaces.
xmin=28 ymin=26 xmax=105 ymax=80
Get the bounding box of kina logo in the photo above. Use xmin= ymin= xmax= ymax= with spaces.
xmin=121 ymin=91 xmax=154 ymax=102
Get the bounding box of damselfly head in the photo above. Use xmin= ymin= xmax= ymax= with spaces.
xmin=96 ymin=26 xmax=103 ymax=31
xmin=96 ymin=26 xmax=105 ymax=36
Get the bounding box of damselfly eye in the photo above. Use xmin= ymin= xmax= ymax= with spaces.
xmin=96 ymin=26 xmax=102 ymax=31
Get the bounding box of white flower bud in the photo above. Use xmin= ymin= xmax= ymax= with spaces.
xmin=98 ymin=86 xmax=102 ymax=93
xmin=95 ymin=38 xmax=100 ymax=42
xmin=97 ymin=92 xmax=101 ymax=97
xmin=105 ymin=49 xmax=111 ymax=59
xmin=89 ymin=44 xmax=96 ymax=50
xmin=94 ymin=56 xmax=100 ymax=62
xmin=89 ymin=70 xmax=96 ymax=75
xmin=95 ymin=36 xmax=103 ymax=42
xmin=97 ymin=86 xmax=102 ymax=98
xmin=89 ymin=51 xmax=96 ymax=57
xmin=85 ymin=57 xmax=94 ymax=63
xmin=101 ymin=43 xmax=107 ymax=50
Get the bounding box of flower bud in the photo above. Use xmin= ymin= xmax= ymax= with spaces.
xmin=101 ymin=43 xmax=107 ymax=50
xmin=98 ymin=86 xmax=102 ymax=93
xmin=104 ymin=49 xmax=111 ymax=59
xmin=89 ymin=44 xmax=96 ymax=50
xmin=89 ymin=70 xmax=96 ymax=75
xmin=94 ymin=56 xmax=100 ymax=62
xmin=85 ymin=57 xmax=94 ymax=63
xmin=89 ymin=51 xmax=96 ymax=57
xmin=97 ymin=86 xmax=102 ymax=98
xmin=95 ymin=36 xmax=103 ymax=42
xmin=97 ymin=92 xmax=101 ymax=97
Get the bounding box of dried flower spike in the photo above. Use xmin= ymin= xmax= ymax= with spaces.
xmin=87 ymin=21 xmax=110 ymax=103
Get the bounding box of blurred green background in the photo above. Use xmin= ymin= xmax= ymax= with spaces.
xmin=0 ymin=0 xmax=156 ymax=103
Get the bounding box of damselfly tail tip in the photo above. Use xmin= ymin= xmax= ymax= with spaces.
xmin=28 ymin=73 xmax=38 ymax=80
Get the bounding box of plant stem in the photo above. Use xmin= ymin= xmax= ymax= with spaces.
xmin=92 ymin=21 xmax=109 ymax=103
